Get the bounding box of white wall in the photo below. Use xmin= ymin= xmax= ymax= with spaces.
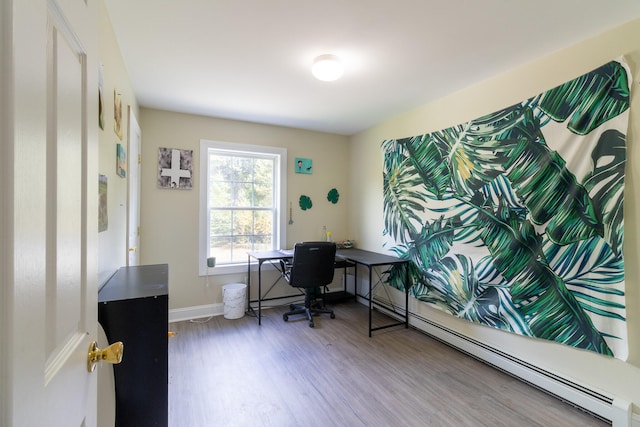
xmin=139 ymin=108 xmax=349 ymax=310
xmin=97 ymin=0 xmax=139 ymax=286
xmin=348 ymin=18 xmax=640 ymax=413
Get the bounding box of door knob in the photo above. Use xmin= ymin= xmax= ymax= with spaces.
xmin=87 ymin=340 xmax=124 ymax=372
xmin=129 ymin=247 xmax=137 ymax=252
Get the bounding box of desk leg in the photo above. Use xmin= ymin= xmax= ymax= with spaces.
xmin=258 ymin=261 xmax=263 ymax=325
xmin=354 ymin=263 xmax=358 ymax=302
xmin=368 ymin=266 xmax=373 ymax=338
xmin=343 ymin=265 xmax=348 ymax=298
xmin=247 ymin=254 xmax=251 ymax=314
xmin=353 ymin=263 xmax=361 ymax=328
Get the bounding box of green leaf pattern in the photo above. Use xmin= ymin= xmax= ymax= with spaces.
xmin=299 ymin=195 xmax=313 ymax=211
xmin=327 ymin=188 xmax=340 ymax=204
xmin=382 ymin=59 xmax=630 ymax=357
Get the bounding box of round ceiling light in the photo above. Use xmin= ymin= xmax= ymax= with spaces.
xmin=311 ymin=54 xmax=344 ymax=82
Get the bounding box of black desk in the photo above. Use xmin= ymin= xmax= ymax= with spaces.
xmin=246 ymin=249 xmax=294 ymax=325
xmin=336 ymin=249 xmax=410 ymax=337
xmin=247 ymin=248 xmax=409 ymax=336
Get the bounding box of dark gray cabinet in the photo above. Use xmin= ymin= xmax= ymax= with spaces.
xmin=98 ymin=264 xmax=169 ymax=427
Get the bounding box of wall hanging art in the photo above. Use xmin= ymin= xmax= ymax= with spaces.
xmin=299 ymin=195 xmax=313 ymax=210
xmin=289 ymin=202 xmax=294 ymax=224
xmin=327 ymin=188 xmax=339 ymax=204
xmin=98 ymin=64 xmax=104 ymax=130
xmin=98 ymin=174 xmax=108 ymax=232
xmin=382 ymin=58 xmax=630 ymax=359
xmin=295 ymin=157 xmax=313 ymax=174
xmin=116 ymin=143 xmax=126 ymax=178
xmin=114 ymin=89 xmax=123 ymax=140
xmin=157 ymin=147 xmax=193 ymax=189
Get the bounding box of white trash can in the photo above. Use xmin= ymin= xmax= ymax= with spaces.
xmin=222 ymin=283 xmax=247 ymax=319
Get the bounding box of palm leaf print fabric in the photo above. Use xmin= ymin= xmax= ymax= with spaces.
xmin=382 ymin=58 xmax=631 ymax=359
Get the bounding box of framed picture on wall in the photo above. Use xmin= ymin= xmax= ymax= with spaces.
xmin=295 ymin=157 xmax=312 ymax=174
xmin=157 ymin=147 xmax=193 ymax=189
xmin=98 ymin=174 xmax=108 ymax=232
xmin=116 ymin=143 xmax=126 ymax=178
xmin=114 ymin=89 xmax=123 ymax=140
xmin=98 ymin=64 xmax=104 ymax=130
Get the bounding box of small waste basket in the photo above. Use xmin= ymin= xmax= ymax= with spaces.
xmin=222 ymin=283 xmax=247 ymax=319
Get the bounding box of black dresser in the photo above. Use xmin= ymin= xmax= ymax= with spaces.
xmin=98 ymin=264 xmax=169 ymax=427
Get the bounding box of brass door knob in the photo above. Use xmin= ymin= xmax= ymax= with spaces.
xmin=128 ymin=247 xmax=137 ymax=252
xmin=87 ymin=340 xmax=124 ymax=372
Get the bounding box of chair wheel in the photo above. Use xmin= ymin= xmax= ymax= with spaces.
xmin=330 ymin=313 xmax=335 ymax=319
xmin=283 ymin=314 xmax=289 ymax=321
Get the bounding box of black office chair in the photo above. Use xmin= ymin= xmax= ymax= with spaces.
xmin=280 ymin=241 xmax=337 ymax=328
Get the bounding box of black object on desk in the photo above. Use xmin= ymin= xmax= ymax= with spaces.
xmin=98 ymin=264 xmax=169 ymax=427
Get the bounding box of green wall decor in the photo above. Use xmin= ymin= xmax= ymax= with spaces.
xmin=299 ymin=195 xmax=313 ymax=210
xmin=295 ymin=157 xmax=313 ymax=174
xmin=327 ymin=188 xmax=339 ymax=204
xmin=382 ymin=58 xmax=630 ymax=359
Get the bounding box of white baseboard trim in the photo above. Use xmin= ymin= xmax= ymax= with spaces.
xmin=169 ymin=303 xmax=222 ymax=323
xmin=370 ymin=296 xmax=635 ymax=426
xmin=168 ymin=294 xmax=307 ymax=323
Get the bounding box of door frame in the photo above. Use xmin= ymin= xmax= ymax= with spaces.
xmin=127 ymin=106 xmax=141 ymax=266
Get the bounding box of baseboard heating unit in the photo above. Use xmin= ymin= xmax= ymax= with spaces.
xmin=371 ymin=299 xmax=636 ymax=427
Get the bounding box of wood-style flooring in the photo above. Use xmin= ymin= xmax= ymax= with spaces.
xmin=168 ymin=301 xmax=608 ymax=427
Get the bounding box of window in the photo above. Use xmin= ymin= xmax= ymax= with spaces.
xmin=199 ymin=140 xmax=287 ymax=275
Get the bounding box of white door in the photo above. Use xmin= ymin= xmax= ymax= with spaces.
xmin=127 ymin=107 xmax=142 ymax=266
xmin=0 ymin=0 xmax=100 ymax=426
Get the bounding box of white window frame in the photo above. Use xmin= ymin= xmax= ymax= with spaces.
xmin=199 ymin=139 xmax=287 ymax=276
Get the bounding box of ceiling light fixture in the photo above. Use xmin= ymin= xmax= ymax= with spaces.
xmin=312 ymin=54 xmax=344 ymax=82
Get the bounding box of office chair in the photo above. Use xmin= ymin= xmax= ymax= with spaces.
xmin=280 ymin=241 xmax=337 ymax=328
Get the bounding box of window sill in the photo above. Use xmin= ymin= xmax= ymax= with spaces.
xmin=199 ymin=260 xmax=279 ymax=276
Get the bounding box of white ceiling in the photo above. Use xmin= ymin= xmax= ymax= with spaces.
xmin=104 ymin=1 xmax=640 ymax=136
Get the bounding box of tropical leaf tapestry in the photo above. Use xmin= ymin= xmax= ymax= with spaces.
xmin=382 ymin=58 xmax=631 ymax=359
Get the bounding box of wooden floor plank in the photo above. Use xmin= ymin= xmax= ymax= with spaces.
xmin=168 ymin=302 xmax=608 ymax=426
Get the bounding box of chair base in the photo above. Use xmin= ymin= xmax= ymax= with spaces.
xmin=283 ymin=301 xmax=335 ymax=328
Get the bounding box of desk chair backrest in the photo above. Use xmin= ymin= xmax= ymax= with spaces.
xmin=288 ymin=242 xmax=337 ymax=288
